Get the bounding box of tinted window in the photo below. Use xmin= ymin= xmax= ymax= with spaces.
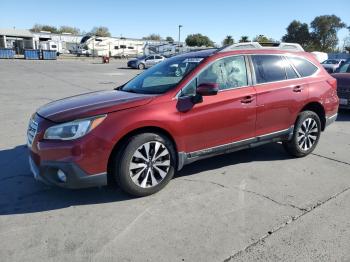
xmin=146 ymin=56 xmax=154 ymax=60
xmin=114 ymin=46 xmax=119 ymax=49
xmin=283 ymin=57 xmax=299 ymax=79
xmin=336 ymin=60 xmax=350 ymax=73
xmin=288 ymin=56 xmax=318 ymax=77
xmin=120 ymin=45 xmax=126 ymax=49
xmin=155 ymin=56 xmax=163 ymax=59
xmin=252 ymin=55 xmax=286 ymax=84
xmin=198 ymin=56 xmax=248 ymax=90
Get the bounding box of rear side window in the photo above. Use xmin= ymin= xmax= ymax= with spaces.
xmin=283 ymin=57 xmax=299 ymax=79
xmin=252 ymin=55 xmax=286 ymax=84
xmin=288 ymin=56 xmax=318 ymax=77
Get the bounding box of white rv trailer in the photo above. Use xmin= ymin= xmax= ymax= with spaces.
xmin=143 ymin=42 xmax=190 ymax=57
xmin=78 ymin=36 xmax=145 ymax=57
xmin=39 ymin=40 xmax=64 ymax=54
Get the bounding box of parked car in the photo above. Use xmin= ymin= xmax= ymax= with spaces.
xmin=321 ymin=59 xmax=346 ymax=73
xmin=127 ymin=55 xmax=166 ymax=69
xmin=27 ymin=46 xmax=339 ymax=196
xmin=332 ymin=59 xmax=350 ymax=109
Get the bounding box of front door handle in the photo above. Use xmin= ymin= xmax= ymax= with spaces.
xmin=293 ymin=85 xmax=302 ymax=92
xmin=241 ymin=95 xmax=254 ymax=104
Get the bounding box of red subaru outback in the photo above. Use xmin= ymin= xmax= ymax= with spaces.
xmin=27 ymin=43 xmax=339 ymax=196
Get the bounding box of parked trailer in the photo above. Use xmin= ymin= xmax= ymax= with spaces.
xmin=39 ymin=40 xmax=63 ymax=55
xmin=0 ymin=48 xmax=15 ymax=59
xmin=78 ymin=36 xmax=145 ymax=57
xmin=24 ymin=49 xmax=40 ymax=60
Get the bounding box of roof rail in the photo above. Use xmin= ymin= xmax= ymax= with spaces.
xmin=219 ymin=42 xmax=304 ymax=52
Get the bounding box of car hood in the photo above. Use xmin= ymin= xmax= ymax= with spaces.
xmin=332 ymin=73 xmax=350 ymax=87
xmin=37 ymin=90 xmax=155 ymax=123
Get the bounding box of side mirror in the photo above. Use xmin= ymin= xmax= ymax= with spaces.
xmin=197 ymin=83 xmax=219 ymax=96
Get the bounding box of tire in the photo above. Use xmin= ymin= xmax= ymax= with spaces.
xmin=138 ymin=63 xmax=145 ymax=70
xmin=283 ymin=110 xmax=321 ymax=157
xmin=113 ymin=133 xmax=176 ymax=197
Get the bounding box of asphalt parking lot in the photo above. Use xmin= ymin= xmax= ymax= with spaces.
xmin=1 ymin=58 xmax=350 ymax=262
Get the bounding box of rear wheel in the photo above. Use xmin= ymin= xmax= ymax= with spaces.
xmin=138 ymin=63 xmax=145 ymax=70
xmin=283 ymin=111 xmax=321 ymax=157
xmin=113 ymin=133 xmax=176 ymax=196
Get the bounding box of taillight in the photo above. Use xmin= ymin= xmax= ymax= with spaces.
xmin=327 ymin=78 xmax=337 ymax=90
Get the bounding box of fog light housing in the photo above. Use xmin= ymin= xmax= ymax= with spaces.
xmin=57 ymin=169 xmax=67 ymax=183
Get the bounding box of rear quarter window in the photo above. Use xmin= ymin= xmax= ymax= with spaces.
xmin=288 ymin=56 xmax=318 ymax=77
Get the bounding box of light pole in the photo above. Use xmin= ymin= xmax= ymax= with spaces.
xmin=178 ymin=25 xmax=183 ymax=45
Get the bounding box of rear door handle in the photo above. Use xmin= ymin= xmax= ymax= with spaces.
xmin=241 ymin=95 xmax=254 ymax=104
xmin=293 ymin=85 xmax=302 ymax=92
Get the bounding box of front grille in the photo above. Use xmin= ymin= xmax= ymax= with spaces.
xmin=27 ymin=118 xmax=38 ymax=147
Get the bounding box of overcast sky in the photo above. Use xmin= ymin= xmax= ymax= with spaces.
xmin=0 ymin=0 xmax=349 ymax=45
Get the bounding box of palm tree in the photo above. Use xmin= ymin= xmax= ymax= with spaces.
xmin=239 ymin=36 xmax=250 ymax=43
xmin=223 ymin=35 xmax=234 ymax=46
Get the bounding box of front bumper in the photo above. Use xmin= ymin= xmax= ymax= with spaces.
xmin=127 ymin=61 xmax=138 ymax=68
xmin=29 ymin=154 xmax=107 ymax=189
xmin=27 ymin=113 xmax=111 ymax=189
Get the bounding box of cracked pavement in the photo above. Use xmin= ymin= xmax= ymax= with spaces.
xmin=1 ymin=59 xmax=350 ymax=262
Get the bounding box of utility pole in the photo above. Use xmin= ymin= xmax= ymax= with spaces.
xmin=178 ymin=25 xmax=183 ymax=54
xmin=178 ymin=25 xmax=183 ymax=45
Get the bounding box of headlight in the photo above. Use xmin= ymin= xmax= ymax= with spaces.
xmin=44 ymin=115 xmax=106 ymax=140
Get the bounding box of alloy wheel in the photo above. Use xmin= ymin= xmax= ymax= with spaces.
xmin=129 ymin=141 xmax=171 ymax=188
xmin=297 ymin=118 xmax=319 ymax=151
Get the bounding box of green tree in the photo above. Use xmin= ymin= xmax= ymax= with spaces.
xmin=282 ymin=20 xmax=311 ymax=49
xmin=90 ymin=26 xmax=111 ymax=37
xmin=142 ymin=34 xmax=162 ymax=41
xmin=345 ymin=27 xmax=350 ymax=52
xmin=185 ymin=34 xmax=214 ymax=47
xmin=165 ymin=36 xmax=174 ymax=42
xmin=58 ymin=26 xmax=80 ymax=35
xmin=253 ymin=34 xmax=273 ymax=43
xmin=310 ymin=15 xmax=346 ymax=52
xmin=239 ymin=36 xmax=250 ymax=43
xmin=30 ymin=24 xmax=59 ymax=33
xmin=222 ymin=35 xmax=234 ymax=46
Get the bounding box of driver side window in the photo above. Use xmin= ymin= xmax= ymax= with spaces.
xmin=181 ymin=55 xmax=248 ymax=96
xmin=198 ymin=56 xmax=248 ymax=90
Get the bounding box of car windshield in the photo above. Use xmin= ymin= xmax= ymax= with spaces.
xmin=322 ymin=59 xmax=340 ymax=65
xmin=335 ymin=60 xmax=350 ymax=73
xmin=121 ymin=55 xmax=205 ymax=94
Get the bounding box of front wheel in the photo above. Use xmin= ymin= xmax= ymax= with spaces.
xmin=113 ymin=133 xmax=176 ymax=196
xmin=283 ymin=111 xmax=321 ymax=157
xmin=138 ymin=63 xmax=145 ymax=70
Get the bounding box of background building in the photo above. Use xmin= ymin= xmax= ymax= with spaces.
xmin=0 ymin=28 xmax=35 ymax=54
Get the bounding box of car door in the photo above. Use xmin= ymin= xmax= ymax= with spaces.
xmin=178 ymin=55 xmax=257 ymax=153
xmin=145 ymin=56 xmax=155 ymax=68
xmin=251 ymin=54 xmax=308 ymax=137
xmin=155 ymin=55 xmax=164 ymax=65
